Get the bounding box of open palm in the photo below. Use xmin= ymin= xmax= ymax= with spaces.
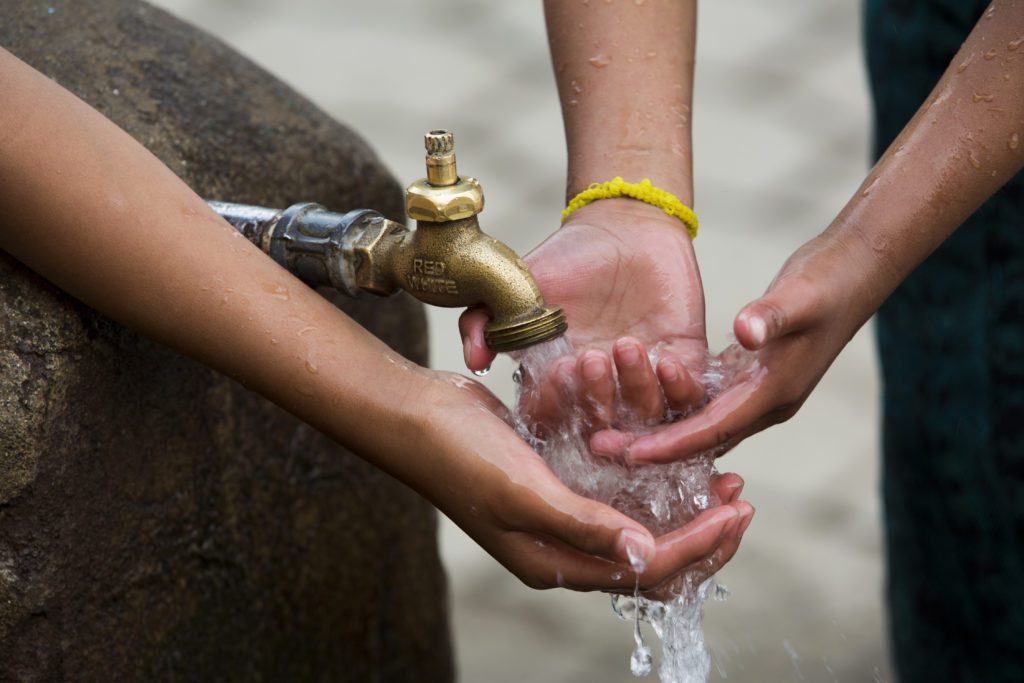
xmin=461 ymin=199 xmax=709 ymax=440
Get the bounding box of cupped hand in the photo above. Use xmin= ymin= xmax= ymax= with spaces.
xmin=412 ymin=368 xmax=753 ymax=592
xmin=616 ymin=231 xmax=878 ymax=464
xmin=460 ymin=198 xmax=709 ymax=440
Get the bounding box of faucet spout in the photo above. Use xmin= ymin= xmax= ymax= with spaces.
xmin=207 ymin=129 xmax=566 ymax=353
xmin=361 ymin=215 xmax=566 ymax=352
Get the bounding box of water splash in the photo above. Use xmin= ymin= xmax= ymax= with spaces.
xmin=511 ymin=336 xmax=758 ymax=682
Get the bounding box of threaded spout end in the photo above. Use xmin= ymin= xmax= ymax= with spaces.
xmin=484 ymin=305 xmax=567 ymax=352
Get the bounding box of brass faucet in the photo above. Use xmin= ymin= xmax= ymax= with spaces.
xmin=209 ymin=130 xmax=566 ymax=353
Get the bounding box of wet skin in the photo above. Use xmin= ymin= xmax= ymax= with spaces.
xmin=464 ymin=0 xmax=1024 ymax=466
xmin=0 ymin=47 xmax=750 ymax=594
xmin=461 ymin=0 xmax=711 ymax=451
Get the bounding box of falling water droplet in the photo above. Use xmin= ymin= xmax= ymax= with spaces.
xmin=957 ymin=53 xmax=975 ymax=72
xmin=984 ymin=49 xmax=998 ymax=60
xmin=629 ymin=580 xmax=652 ymax=677
xmin=589 ymin=53 xmax=612 ymax=68
xmin=985 ymin=4 xmax=995 ymax=19
xmin=968 ymin=153 xmax=982 ymax=169
xmin=473 ymin=367 xmax=491 ymax=377
xmin=861 ymin=178 xmax=879 ymax=197
xmin=305 ymin=360 xmax=319 ymax=374
xmin=1010 ymin=132 xmax=1020 ymax=150
xmin=1010 ymin=37 xmax=1024 ymax=51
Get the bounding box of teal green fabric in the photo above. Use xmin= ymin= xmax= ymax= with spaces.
xmin=867 ymin=1 xmax=1024 ymax=680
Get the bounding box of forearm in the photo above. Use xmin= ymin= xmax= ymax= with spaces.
xmin=830 ymin=1 xmax=1024 ymax=315
xmin=544 ymin=0 xmax=697 ymax=203
xmin=0 ymin=48 xmax=430 ymax=481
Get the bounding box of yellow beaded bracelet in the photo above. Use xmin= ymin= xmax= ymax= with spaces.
xmin=561 ymin=177 xmax=699 ymax=240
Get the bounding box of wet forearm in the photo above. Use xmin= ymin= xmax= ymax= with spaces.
xmin=0 ymin=48 xmax=429 ymax=476
xmin=830 ymin=0 xmax=1024 ymax=314
xmin=544 ymin=0 xmax=697 ymax=204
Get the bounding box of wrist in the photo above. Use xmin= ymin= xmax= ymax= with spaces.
xmin=566 ymin=152 xmax=694 ymax=206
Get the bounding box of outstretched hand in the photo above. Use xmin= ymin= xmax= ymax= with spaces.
xmin=419 ymin=369 xmax=753 ymax=593
xmin=618 ymin=232 xmax=876 ymax=463
xmin=460 ymin=199 xmax=710 ymax=444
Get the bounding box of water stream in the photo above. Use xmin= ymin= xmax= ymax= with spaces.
xmin=511 ymin=336 xmax=756 ymax=683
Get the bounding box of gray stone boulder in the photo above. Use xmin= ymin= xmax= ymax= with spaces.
xmin=0 ymin=1 xmax=451 ymax=680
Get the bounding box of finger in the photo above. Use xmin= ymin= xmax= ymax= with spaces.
xmin=519 ymin=357 xmax=576 ymax=437
xmin=515 ymin=503 xmax=740 ymax=592
xmin=682 ymin=501 xmax=754 ymax=588
xmin=589 ymin=428 xmax=635 ymax=460
xmin=458 ymin=305 xmax=497 ymax=371
xmin=613 ymin=337 xmax=664 ymax=423
xmin=710 ymin=472 xmax=744 ymax=504
xmin=656 ymin=356 xmax=705 ymax=412
xmin=625 ymin=379 xmax=777 ymax=463
xmin=641 ymin=505 xmax=739 ymax=590
xmin=522 ymin=484 xmax=658 ymax=570
xmin=577 ymin=350 xmax=616 ymax=430
xmin=734 ymin=282 xmax=820 ymax=350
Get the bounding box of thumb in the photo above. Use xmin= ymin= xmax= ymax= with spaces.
xmin=734 ymin=276 xmax=821 ymax=350
xmin=458 ymin=304 xmax=498 ymax=372
xmin=531 ymin=490 xmax=656 ymax=571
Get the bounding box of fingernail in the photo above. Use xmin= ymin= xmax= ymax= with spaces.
xmin=463 ymin=336 xmax=473 ymax=368
xmin=747 ymin=315 xmax=767 ymax=347
xmin=617 ymin=342 xmax=641 ymax=367
xmin=582 ymin=355 xmax=606 ymax=381
xmin=660 ymin=360 xmax=680 ymax=382
xmin=616 ymin=528 xmax=654 ymax=573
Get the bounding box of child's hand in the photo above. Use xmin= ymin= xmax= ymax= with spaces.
xmin=416 ymin=369 xmax=753 ymax=592
xmin=460 ymin=198 xmax=709 ymax=444
xmin=612 ymin=232 xmax=876 ymax=464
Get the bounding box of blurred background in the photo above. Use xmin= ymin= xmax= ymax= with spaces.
xmin=148 ymin=1 xmax=890 ymax=680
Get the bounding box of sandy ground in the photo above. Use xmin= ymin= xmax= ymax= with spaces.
xmin=147 ymin=1 xmax=893 ymax=680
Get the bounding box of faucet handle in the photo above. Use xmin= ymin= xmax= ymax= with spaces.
xmin=424 ymin=129 xmax=458 ymax=187
xmin=424 ymin=130 xmax=454 ymax=156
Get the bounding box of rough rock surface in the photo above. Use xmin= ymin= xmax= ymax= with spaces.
xmin=0 ymin=2 xmax=451 ymax=680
